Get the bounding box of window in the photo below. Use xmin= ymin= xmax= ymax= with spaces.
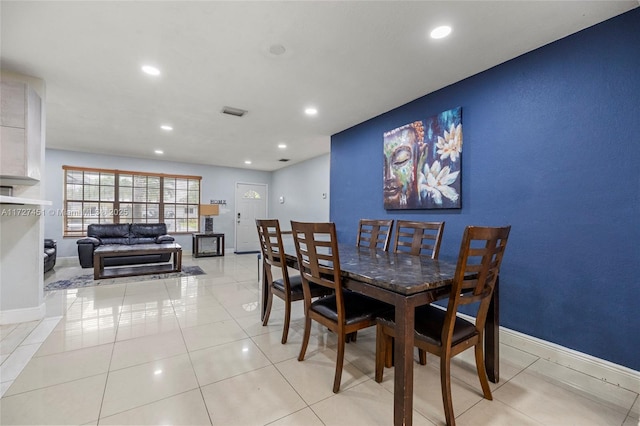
xmin=243 ymin=189 xmax=261 ymax=199
xmin=63 ymin=166 xmax=201 ymax=236
xmin=161 ymin=176 xmax=201 ymax=233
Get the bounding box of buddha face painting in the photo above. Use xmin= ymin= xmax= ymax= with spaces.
xmin=383 ymin=121 xmax=424 ymax=209
xmin=382 ymin=108 xmax=462 ymax=210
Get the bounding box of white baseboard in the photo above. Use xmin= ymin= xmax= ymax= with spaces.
xmin=55 ymin=256 xmax=80 ymax=267
xmin=454 ymin=311 xmax=640 ymax=393
xmin=501 ymin=327 xmax=640 ymax=393
xmin=0 ymin=302 xmax=46 ymax=325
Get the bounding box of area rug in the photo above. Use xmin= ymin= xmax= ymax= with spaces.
xmin=44 ymin=265 xmax=206 ymax=291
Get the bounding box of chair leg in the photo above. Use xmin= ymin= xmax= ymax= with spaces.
xmin=418 ymin=349 xmax=427 ymax=365
xmin=385 ymin=335 xmax=394 ymax=368
xmin=375 ymin=324 xmax=385 ymax=383
xmin=440 ymin=356 xmax=456 ymax=426
xmin=333 ymin=331 xmax=346 ymax=393
xmin=281 ymin=298 xmax=292 ymax=344
xmin=298 ymin=315 xmax=312 ymax=362
xmin=474 ymin=342 xmax=493 ymax=400
xmin=262 ymin=290 xmax=273 ymax=326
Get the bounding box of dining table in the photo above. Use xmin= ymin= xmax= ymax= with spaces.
xmin=260 ymin=242 xmax=500 ymax=426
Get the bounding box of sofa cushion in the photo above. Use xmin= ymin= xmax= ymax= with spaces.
xmin=88 ymin=224 xmax=130 ymax=239
xmin=130 ymin=223 xmax=167 ymax=244
xmin=131 ymin=223 xmax=167 ymax=236
xmin=87 ymin=224 xmax=130 ymax=245
xmin=101 ymin=237 xmax=131 ymax=245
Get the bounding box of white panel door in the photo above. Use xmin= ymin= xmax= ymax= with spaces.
xmin=235 ymin=182 xmax=267 ymax=253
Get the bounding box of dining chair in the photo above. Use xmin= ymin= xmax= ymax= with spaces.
xmin=389 ymin=220 xmax=446 ymax=365
xmin=351 ymin=218 xmax=393 ymax=343
xmin=256 ymin=219 xmax=331 ymax=344
xmin=375 ymin=225 xmax=511 ymax=426
xmin=393 ymin=220 xmax=445 ymax=259
xmin=356 ymin=219 xmax=394 ymax=251
xmin=291 ymin=220 xmax=391 ymax=393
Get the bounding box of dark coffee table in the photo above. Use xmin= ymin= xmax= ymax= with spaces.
xmin=93 ymin=243 xmax=182 ymax=280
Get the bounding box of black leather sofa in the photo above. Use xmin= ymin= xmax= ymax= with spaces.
xmin=77 ymin=223 xmax=175 ymax=268
xmin=44 ymin=239 xmax=57 ymax=273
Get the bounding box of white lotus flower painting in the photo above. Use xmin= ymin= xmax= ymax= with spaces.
xmin=383 ymin=106 xmax=462 ymax=210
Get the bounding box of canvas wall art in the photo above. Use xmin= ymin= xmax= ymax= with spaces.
xmin=383 ymin=107 xmax=462 ymax=209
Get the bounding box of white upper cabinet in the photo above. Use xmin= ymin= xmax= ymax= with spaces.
xmin=1 ymin=80 xmax=42 ymax=185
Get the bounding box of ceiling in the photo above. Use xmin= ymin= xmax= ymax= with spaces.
xmin=2 ymin=1 xmax=637 ymax=172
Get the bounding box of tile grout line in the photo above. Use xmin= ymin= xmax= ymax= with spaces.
xmin=456 ymin=353 xmax=541 ymax=424
xmin=166 ymin=278 xmax=214 ymax=426
xmin=0 ymin=315 xmax=63 ymax=398
xmin=622 ymin=392 xmax=639 ymax=425
xmin=95 ymin=286 xmax=126 ymax=425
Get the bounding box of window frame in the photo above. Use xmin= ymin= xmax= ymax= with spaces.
xmin=62 ymin=165 xmax=202 ymax=237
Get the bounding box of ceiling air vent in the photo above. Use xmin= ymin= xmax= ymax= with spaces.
xmin=221 ymin=106 xmax=247 ymax=117
xmin=279 ymin=158 xmax=290 ymax=162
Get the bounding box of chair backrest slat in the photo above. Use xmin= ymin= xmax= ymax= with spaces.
xmin=393 ymin=220 xmax=445 ymax=259
xmin=356 ymin=219 xmax=394 ymax=251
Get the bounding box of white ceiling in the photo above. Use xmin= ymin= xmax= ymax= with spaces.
xmin=2 ymin=1 xmax=637 ymax=171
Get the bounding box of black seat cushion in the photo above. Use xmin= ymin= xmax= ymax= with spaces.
xmin=273 ymin=275 xmax=328 ymax=297
xmin=311 ymin=291 xmax=389 ymax=325
xmin=273 ymin=274 xmax=301 ymax=292
xmin=378 ymin=305 xmax=477 ymax=347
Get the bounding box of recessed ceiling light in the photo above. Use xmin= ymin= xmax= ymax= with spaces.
xmin=305 ymin=107 xmax=318 ymax=116
xmin=430 ymin=25 xmax=452 ymax=39
xmin=160 ymin=125 xmax=173 ymax=131
xmin=141 ymin=65 xmax=160 ymax=76
xmin=278 ymin=143 xmax=287 ymax=149
xmin=244 ymin=160 xmax=252 ymax=165
xmin=154 ymin=150 xmax=164 ymax=155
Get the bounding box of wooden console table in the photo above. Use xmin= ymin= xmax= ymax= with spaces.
xmin=93 ymin=243 xmax=182 ymax=279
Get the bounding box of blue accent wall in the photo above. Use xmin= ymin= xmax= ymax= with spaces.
xmin=330 ymin=9 xmax=640 ymax=371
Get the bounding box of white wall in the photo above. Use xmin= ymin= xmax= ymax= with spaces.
xmin=269 ymin=154 xmax=330 ymax=229
xmin=44 ymin=149 xmax=272 ymax=258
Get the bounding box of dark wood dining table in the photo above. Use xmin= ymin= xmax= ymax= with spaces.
xmin=260 ymin=243 xmax=500 ymax=426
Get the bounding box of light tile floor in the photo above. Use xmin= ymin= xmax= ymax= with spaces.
xmin=1 ymin=253 xmax=638 ymax=425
